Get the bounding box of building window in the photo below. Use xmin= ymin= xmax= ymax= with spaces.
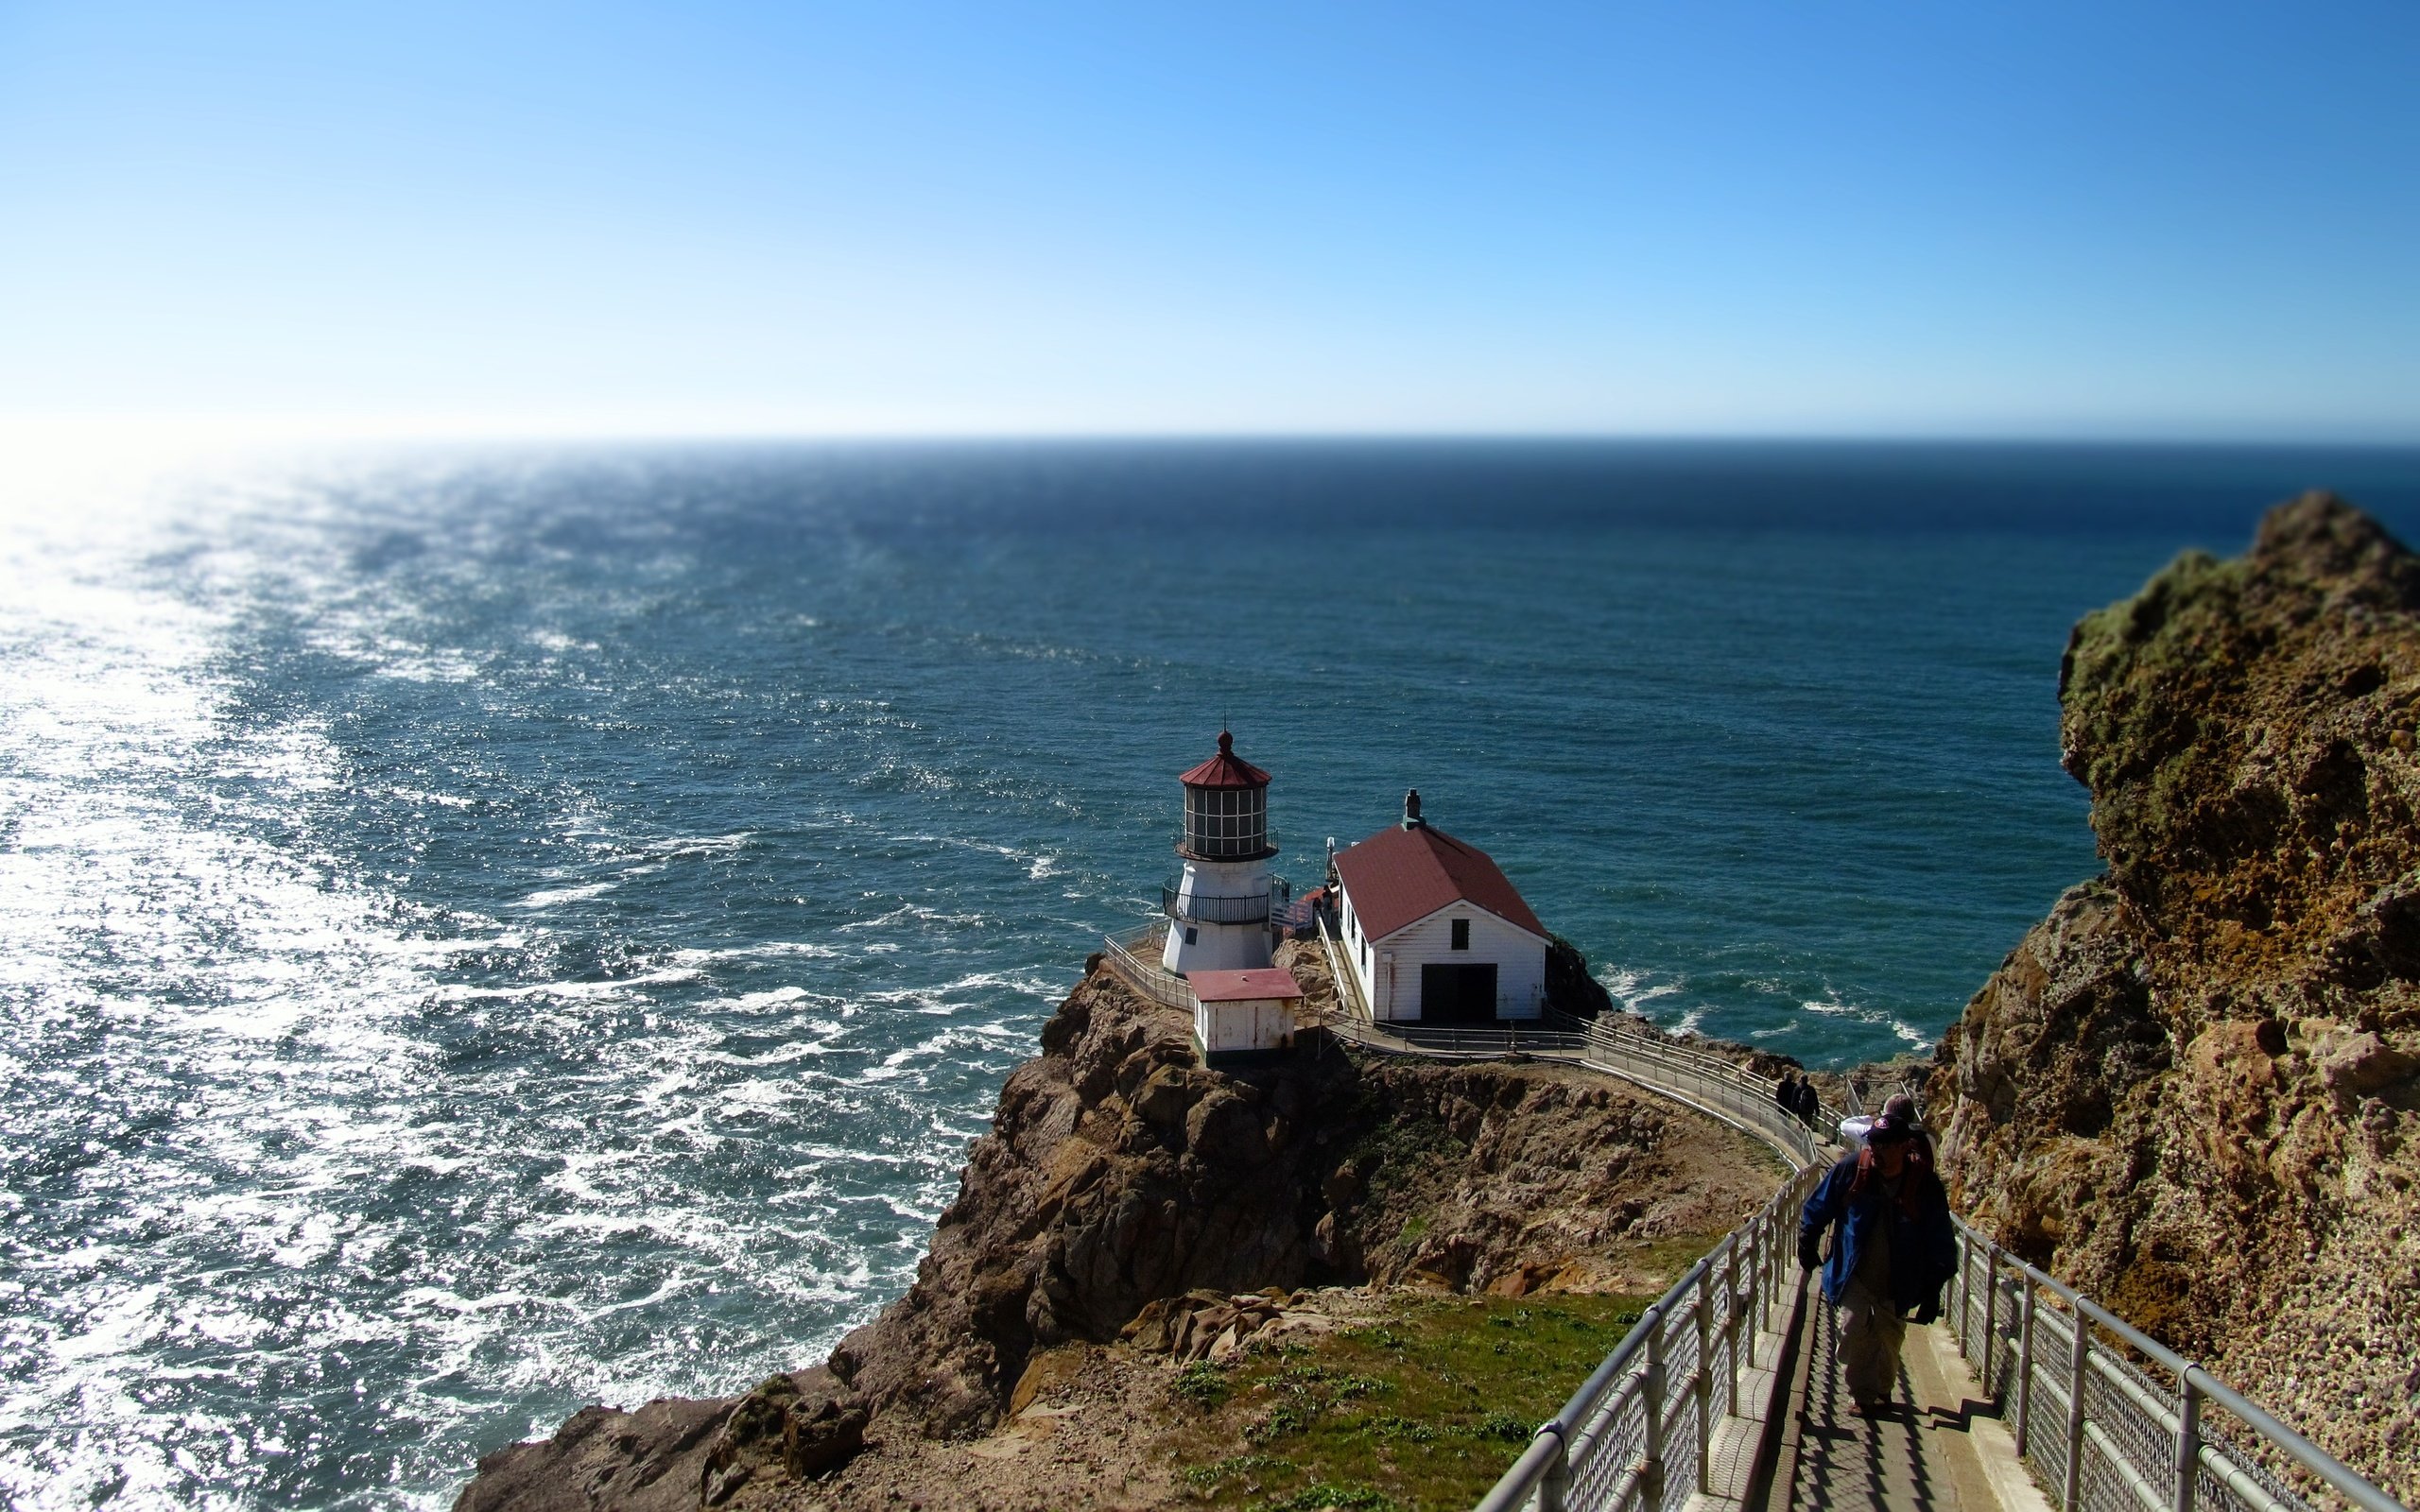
xmin=1451 ymin=919 xmax=1470 ymax=951
xmin=1184 ymin=927 xmax=1198 ymax=945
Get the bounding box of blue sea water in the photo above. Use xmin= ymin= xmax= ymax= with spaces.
xmin=6 ymin=440 xmax=2420 ymax=1510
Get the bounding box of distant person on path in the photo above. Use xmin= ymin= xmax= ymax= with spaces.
xmin=1794 ymin=1078 xmax=1821 ymax=1128
xmin=1774 ymin=1073 xmax=1800 ymax=1114
xmin=1798 ymin=1101 xmax=1957 ymax=1417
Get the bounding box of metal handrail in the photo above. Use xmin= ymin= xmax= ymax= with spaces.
xmin=1160 ymin=881 xmax=1272 ymax=925
xmin=1945 ymin=1219 xmax=2405 ymax=1512
xmin=1461 ymin=1003 xmax=2411 ymax=1511
xmin=1475 ymin=1164 xmax=1825 ymax=1512
xmin=1313 ymin=911 xmax=1371 ymax=1021
xmin=1098 ymin=919 xmax=1197 ymax=1014
xmin=1303 ymin=1004 xmax=1847 ymax=1174
xmin=1570 ymin=1018 xmax=1840 ymax=1171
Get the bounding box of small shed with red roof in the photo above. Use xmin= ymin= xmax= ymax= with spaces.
xmin=1188 ymin=966 xmax=1305 ymax=1063
xmin=1330 ymin=792 xmax=1547 ymax=1023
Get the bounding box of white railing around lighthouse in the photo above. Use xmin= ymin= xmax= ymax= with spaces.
xmin=1098 ymin=919 xmax=1196 ymax=1014
xmin=1159 ymin=880 xmax=1274 ymax=925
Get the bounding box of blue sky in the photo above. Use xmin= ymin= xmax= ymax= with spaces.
xmin=1 ymin=1 xmax=2414 ymax=439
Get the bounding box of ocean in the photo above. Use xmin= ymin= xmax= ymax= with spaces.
xmin=7 ymin=440 xmax=2420 ymax=1510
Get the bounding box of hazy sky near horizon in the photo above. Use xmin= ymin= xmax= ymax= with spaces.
xmin=2 ymin=1 xmax=2415 ymax=441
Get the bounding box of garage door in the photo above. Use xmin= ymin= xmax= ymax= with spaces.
xmin=1421 ymin=962 xmax=1498 ymax=1023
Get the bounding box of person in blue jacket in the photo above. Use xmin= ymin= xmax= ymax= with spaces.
xmin=1797 ymin=1096 xmax=1958 ymax=1416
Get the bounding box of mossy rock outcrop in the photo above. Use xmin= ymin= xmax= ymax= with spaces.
xmin=1933 ymin=493 xmax=2420 ymax=1499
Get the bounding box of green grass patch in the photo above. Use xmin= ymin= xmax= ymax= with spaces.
xmin=1262 ymin=1486 xmax=1398 ymax=1512
xmin=1181 ymin=1454 xmax=1286 ymax=1492
xmin=1162 ymin=1287 xmax=1685 ymax=1511
xmin=1174 ymin=1359 xmax=1233 ymax=1408
xmin=1346 ymin=1113 xmax=1462 ymax=1201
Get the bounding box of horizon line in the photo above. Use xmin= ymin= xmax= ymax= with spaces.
xmin=7 ymin=414 xmax=2420 ymax=452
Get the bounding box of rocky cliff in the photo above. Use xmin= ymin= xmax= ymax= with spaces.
xmin=1931 ymin=493 xmax=2420 ymax=1498
xmin=459 ymin=948 xmax=1779 ymax=1512
xmin=825 ymin=948 xmax=1770 ymax=1440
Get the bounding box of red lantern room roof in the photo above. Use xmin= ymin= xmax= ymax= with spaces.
xmin=1178 ymin=730 xmax=1271 ymax=789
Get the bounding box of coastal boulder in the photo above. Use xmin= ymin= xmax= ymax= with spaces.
xmin=697 ymin=1370 xmax=866 ymax=1506
xmin=451 ymin=1394 xmax=735 ymax=1512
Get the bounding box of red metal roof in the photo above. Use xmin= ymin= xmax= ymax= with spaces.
xmin=1178 ymin=730 xmax=1271 ymax=789
xmin=1190 ymin=967 xmax=1305 ymax=1003
xmin=1332 ymin=823 xmax=1547 ymax=942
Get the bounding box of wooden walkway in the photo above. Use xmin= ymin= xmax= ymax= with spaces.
xmin=1687 ymin=1268 xmax=2051 ymax=1512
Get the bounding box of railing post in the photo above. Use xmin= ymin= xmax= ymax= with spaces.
xmin=1724 ymin=1238 xmax=1742 ymax=1413
xmin=1693 ymin=1269 xmax=1714 ymax=1492
xmin=1981 ymin=1241 xmax=2001 ymax=1398
xmin=1537 ymin=1423 xmax=1570 ymax=1512
xmin=2064 ymin=1306 xmax=2089 ymax=1512
xmin=1951 ymin=1232 xmax=1969 ymax=1358
xmin=2173 ymin=1374 xmax=2201 ymax=1512
xmin=1769 ymin=1202 xmax=1785 ymax=1312
xmin=1745 ymin=1214 xmax=1763 ymax=1343
xmin=1643 ymin=1303 xmax=1668 ymax=1503
xmin=2014 ymin=1281 xmax=2035 ymax=1460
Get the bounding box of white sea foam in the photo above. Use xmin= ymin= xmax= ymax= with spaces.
xmin=670 ymin=941 xmax=846 ymax=965
xmin=518 ymin=880 xmax=619 ymax=908
xmin=1801 ymin=995 xmax=1932 ymax=1051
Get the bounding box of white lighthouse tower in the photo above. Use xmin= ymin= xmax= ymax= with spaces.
xmin=1160 ymin=730 xmax=1278 ymax=976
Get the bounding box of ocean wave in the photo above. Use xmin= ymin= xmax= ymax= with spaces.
xmin=668 ymin=941 xmax=847 ymax=965
xmin=518 ymin=880 xmax=619 ymax=908
xmin=1801 ymin=995 xmax=1932 ymax=1051
xmin=436 ymin=967 xmax=706 ymax=1002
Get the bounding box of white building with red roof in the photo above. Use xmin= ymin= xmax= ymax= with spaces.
xmin=1330 ymin=791 xmax=1548 ymax=1023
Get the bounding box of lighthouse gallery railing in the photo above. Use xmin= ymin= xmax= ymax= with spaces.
xmin=1160 ymin=880 xmax=1273 ymax=925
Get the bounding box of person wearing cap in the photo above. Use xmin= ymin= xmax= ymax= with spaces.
xmin=1797 ymin=1096 xmax=1957 ymax=1417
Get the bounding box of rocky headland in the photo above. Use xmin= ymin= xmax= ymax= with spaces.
xmin=1930 ymin=493 xmax=2420 ymax=1499
xmin=456 ymin=941 xmax=1781 ymax=1512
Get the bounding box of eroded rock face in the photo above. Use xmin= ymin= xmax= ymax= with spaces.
xmin=1929 ymin=493 xmax=2420 ymax=1499
xmin=697 ymin=1372 xmax=866 ymax=1507
xmin=827 ymin=965 xmax=1774 ymax=1438
xmin=454 ymin=1394 xmax=739 ymax=1512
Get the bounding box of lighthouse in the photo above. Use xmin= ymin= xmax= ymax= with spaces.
xmin=1159 ymin=730 xmax=1278 ymax=976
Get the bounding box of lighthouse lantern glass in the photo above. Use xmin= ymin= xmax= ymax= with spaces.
xmin=1185 ymin=784 xmax=1265 ymax=858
